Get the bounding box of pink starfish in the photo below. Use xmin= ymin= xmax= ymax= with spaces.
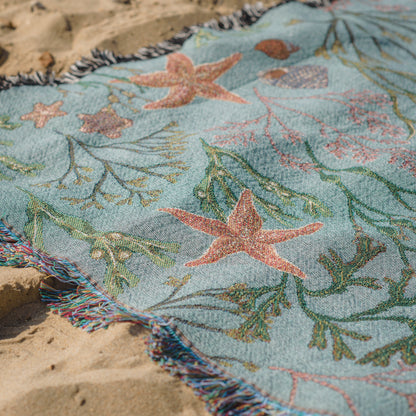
xmin=122 ymin=52 xmax=249 ymax=110
xmin=20 ymin=101 xmax=67 ymax=128
xmin=159 ymin=190 xmax=323 ymax=278
xmin=78 ymin=106 xmax=133 ymax=139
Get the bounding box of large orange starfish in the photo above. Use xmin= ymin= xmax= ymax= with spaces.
xmin=159 ymin=190 xmax=323 ymax=278
xmin=124 ymin=52 xmax=249 ymax=110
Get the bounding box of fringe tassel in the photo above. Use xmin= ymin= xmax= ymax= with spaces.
xmin=0 ymin=218 xmax=316 ymax=415
xmin=0 ymin=0 xmax=331 ymax=91
xmin=39 ymin=282 xmax=150 ymax=332
xmin=146 ymin=321 xmax=309 ymax=416
xmin=0 ymin=2 xmax=333 ymax=413
xmin=0 ymin=220 xmax=149 ymax=331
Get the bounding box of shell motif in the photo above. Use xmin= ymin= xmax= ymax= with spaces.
xmin=254 ymin=39 xmax=300 ymax=60
xmin=258 ymin=65 xmax=329 ymax=89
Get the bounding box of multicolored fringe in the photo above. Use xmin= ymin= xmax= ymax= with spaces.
xmin=0 ymin=219 xmax=318 ymax=416
xmin=0 ymin=2 xmax=333 ymax=412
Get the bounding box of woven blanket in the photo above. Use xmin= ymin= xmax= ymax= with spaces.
xmin=1 ymin=0 xmax=416 ymax=414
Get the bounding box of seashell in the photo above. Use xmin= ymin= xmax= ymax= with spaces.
xmin=254 ymin=39 xmax=300 ymax=60
xmin=258 ymin=65 xmax=328 ymax=89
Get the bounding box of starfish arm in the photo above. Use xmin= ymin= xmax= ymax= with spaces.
xmin=52 ymin=100 xmax=64 ymax=109
xmin=129 ymin=71 xmax=180 ymax=88
xmin=246 ymin=243 xmax=308 ymax=279
xmin=143 ymin=85 xmax=196 ymax=110
xmin=257 ymin=222 xmax=324 ymax=244
xmin=159 ymin=207 xmax=229 ymax=237
xmin=195 ymin=53 xmax=243 ymax=82
xmin=166 ymin=53 xmax=195 ymax=78
xmin=34 ymin=119 xmax=45 ymax=128
xmin=196 ymin=81 xmax=249 ymax=104
xmin=20 ymin=113 xmax=34 ymax=121
xmin=227 ymin=190 xmax=263 ymax=237
xmin=185 ymin=236 xmax=243 ymax=267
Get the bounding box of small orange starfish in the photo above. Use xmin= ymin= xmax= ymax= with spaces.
xmin=122 ymin=52 xmax=249 ymax=110
xmin=21 ymin=101 xmax=67 ymax=128
xmin=159 ymin=190 xmax=323 ymax=278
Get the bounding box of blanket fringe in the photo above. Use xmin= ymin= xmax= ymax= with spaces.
xmin=1 ymin=218 xmax=316 ymax=415
xmin=147 ymin=321 xmax=300 ymax=416
xmin=0 ymin=0 xmax=331 ymax=91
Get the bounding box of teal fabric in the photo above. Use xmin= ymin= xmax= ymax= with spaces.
xmin=2 ymin=1 xmax=416 ymax=414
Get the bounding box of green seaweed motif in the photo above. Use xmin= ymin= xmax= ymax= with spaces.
xmin=35 ymin=122 xmax=190 ymax=209
xmin=148 ymin=274 xmax=291 ymax=343
xmin=147 ymin=232 xmax=416 ymax=367
xmin=0 ymin=155 xmax=44 ymax=181
xmin=194 ymin=29 xmax=220 ymax=48
xmin=59 ymin=67 xmax=149 ymax=110
xmin=194 ymin=139 xmax=332 ymax=225
xmin=0 ymin=115 xmax=21 ymax=130
xmin=302 ymin=143 xmax=416 ymax=366
xmin=22 ymin=190 xmax=179 ymax=296
xmin=0 ymin=119 xmax=44 ymax=180
xmin=307 ymin=6 xmax=416 ymax=139
xmin=147 ymin=139 xmax=416 ymax=367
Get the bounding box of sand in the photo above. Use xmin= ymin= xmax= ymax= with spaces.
xmin=0 ymin=1 xmax=280 ymax=414
xmin=0 ymin=0 xmax=276 ymax=77
xmin=0 ymin=272 xmax=209 ymax=415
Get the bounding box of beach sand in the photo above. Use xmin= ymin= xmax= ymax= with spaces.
xmin=0 ymin=269 xmax=208 ymax=416
xmin=0 ymin=0 xmax=278 ymax=414
xmin=0 ymin=0 xmax=276 ymax=76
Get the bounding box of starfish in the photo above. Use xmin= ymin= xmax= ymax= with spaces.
xmin=21 ymin=101 xmax=67 ymax=128
xmin=159 ymin=190 xmax=323 ymax=278
xmin=121 ymin=52 xmax=249 ymax=110
xmin=78 ymin=106 xmax=133 ymax=139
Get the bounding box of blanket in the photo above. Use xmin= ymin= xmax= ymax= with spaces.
xmin=1 ymin=1 xmax=416 ymax=415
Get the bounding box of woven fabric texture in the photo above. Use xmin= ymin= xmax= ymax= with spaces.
xmin=1 ymin=1 xmax=416 ymax=415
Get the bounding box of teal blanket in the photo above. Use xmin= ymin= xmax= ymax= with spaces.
xmin=2 ymin=1 xmax=416 ymax=415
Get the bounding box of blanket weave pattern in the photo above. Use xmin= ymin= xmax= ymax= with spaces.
xmin=1 ymin=1 xmax=416 ymax=415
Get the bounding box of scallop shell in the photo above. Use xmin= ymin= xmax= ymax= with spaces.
xmin=258 ymin=65 xmax=328 ymax=89
xmin=255 ymin=39 xmax=300 ymax=60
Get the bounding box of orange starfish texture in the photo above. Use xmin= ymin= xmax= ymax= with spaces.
xmin=160 ymin=190 xmax=323 ymax=278
xmin=20 ymin=101 xmax=67 ymax=128
xmin=126 ymin=52 xmax=249 ymax=109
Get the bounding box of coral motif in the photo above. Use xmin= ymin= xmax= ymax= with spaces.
xmin=254 ymin=39 xmax=300 ymax=60
xmin=149 ymin=137 xmax=416 ymax=363
xmin=258 ymin=65 xmax=329 ymax=89
xmin=160 ymin=189 xmax=323 ymax=278
xmin=269 ymin=362 xmax=416 ymax=416
xmin=20 ymin=101 xmax=67 ymax=128
xmin=308 ymin=4 xmax=416 ymax=138
xmin=209 ymin=88 xmax=413 ymax=176
xmin=120 ymin=52 xmax=249 ymax=109
xmin=78 ymin=106 xmax=133 ymax=139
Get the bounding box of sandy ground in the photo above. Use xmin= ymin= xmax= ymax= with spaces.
xmin=0 ymin=0 xmax=276 ymax=76
xmin=0 ymin=271 xmax=208 ymax=416
xmin=0 ymin=1 xmax=281 ymax=415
